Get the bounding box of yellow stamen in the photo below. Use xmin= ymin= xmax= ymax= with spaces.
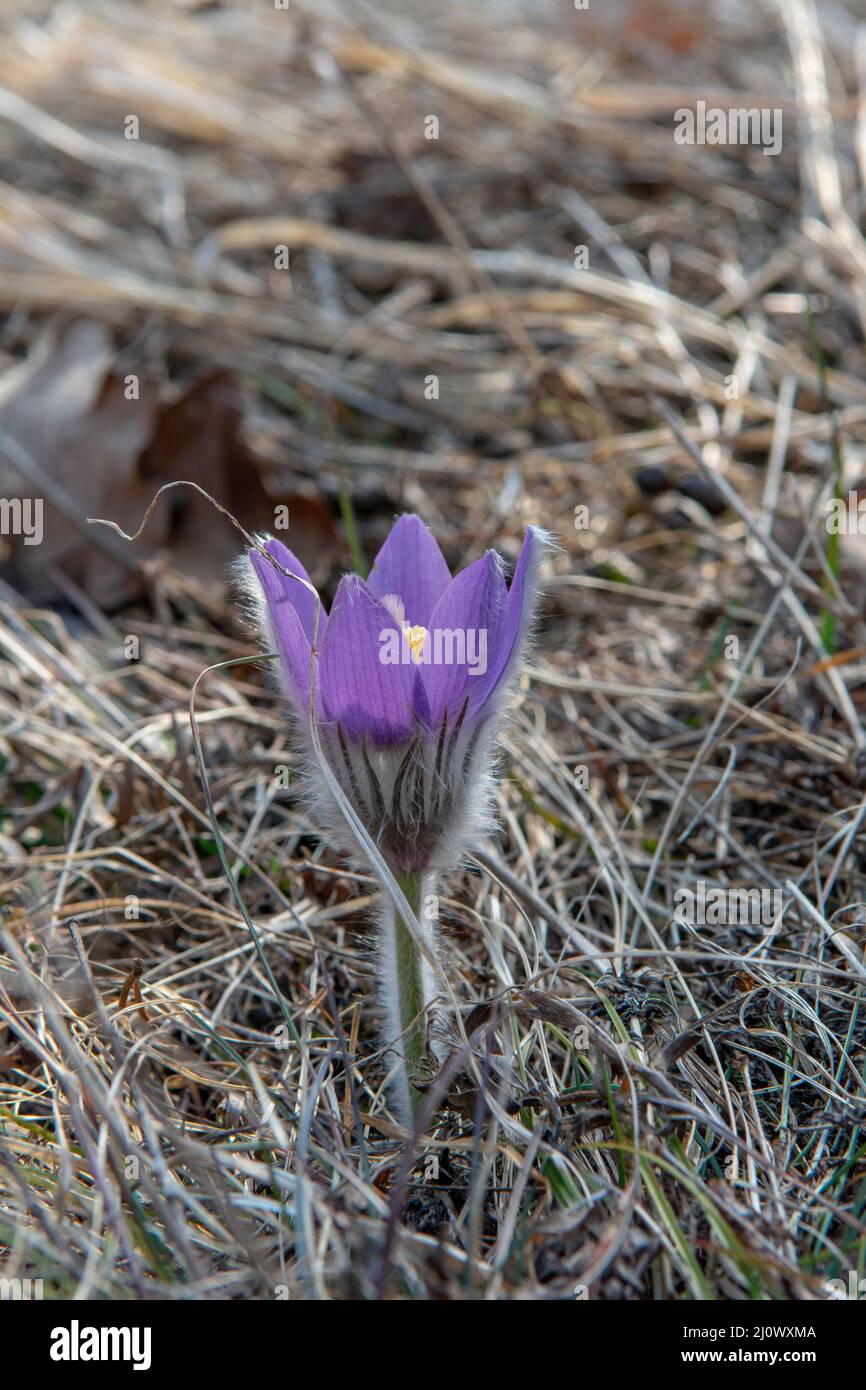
xmin=404 ymin=624 xmax=428 ymax=663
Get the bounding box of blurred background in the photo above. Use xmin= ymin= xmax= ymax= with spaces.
xmin=2 ymin=0 xmax=858 ymax=616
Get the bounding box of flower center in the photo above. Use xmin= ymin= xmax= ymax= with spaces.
xmin=403 ymin=624 xmax=428 ymax=663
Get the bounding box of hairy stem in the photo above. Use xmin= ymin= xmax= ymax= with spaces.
xmin=381 ymin=871 xmax=432 ymax=1121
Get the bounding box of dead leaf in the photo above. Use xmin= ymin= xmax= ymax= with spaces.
xmin=0 ymin=321 xmax=340 ymax=607
xmin=0 ymin=319 xmax=161 ymax=605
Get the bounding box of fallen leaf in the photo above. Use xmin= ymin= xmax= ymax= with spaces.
xmin=0 ymin=320 xmax=340 ymax=607
xmin=0 ymin=319 xmax=161 ymax=605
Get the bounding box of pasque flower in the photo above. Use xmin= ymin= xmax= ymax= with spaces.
xmin=241 ymin=515 xmax=545 ymax=1120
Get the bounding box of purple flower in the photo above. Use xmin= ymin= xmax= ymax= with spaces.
xmin=244 ymin=515 xmax=544 ymax=870
xmin=241 ymin=514 xmax=545 ymax=1119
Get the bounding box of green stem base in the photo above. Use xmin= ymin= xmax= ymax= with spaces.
xmin=383 ymin=871 xmax=434 ymax=1122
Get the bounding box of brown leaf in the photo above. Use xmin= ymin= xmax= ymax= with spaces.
xmin=0 ymin=320 xmax=161 ymax=605
xmin=137 ymin=372 xmax=339 ymax=587
xmin=0 ymin=323 xmax=340 ymax=607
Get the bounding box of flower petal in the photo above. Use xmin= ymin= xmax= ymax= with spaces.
xmin=367 ymin=514 xmax=452 ymax=627
xmin=249 ymin=548 xmax=316 ymax=708
xmin=421 ymin=551 xmax=507 ymax=725
xmin=319 ymin=576 xmax=421 ymax=745
xmin=471 ymin=527 xmax=545 ymax=714
xmin=258 ymin=537 xmax=326 ymax=645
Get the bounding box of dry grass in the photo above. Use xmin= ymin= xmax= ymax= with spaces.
xmin=2 ymin=0 xmax=866 ymax=1300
